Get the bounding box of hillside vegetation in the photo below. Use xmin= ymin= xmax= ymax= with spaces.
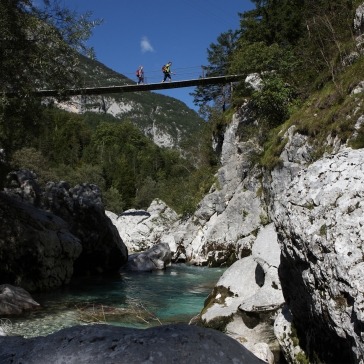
xmin=247 ymin=0 xmax=364 ymax=162
xmin=3 ymin=106 xmax=217 ymax=215
xmin=198 ymin=0 xmax=364 ymax=168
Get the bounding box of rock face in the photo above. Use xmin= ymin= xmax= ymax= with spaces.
xmin=0 ymin=192 xmax=82 ymax=291
xmin=1 ymin=172 xmax=128 ymax=290
xmin=107 ymin=199 xmax=179 ymax=253
xmin=5 ymin=169 xmax=42 ymax=206
xmin=173 ymin=109 xmax=266 ymax=266
xmin=267 ymin=141 xmax=364 ymax=363
xmin=185 ymin=92 xmax=364 ymax=363
xmin=124 ymin=243 xmax=172 ymax=272
xmin=107 ymin=107 xmax=266 ymax=267
xmin=274 ymin=305 xmax=306 ymax=362
xmin=107 ymin=108 xmax=267 ymax=267
xmin=354 ymin=3 xmax=364 ymax=36
xmin=44 ymin=182 xmax=128 ymax=276
xmin=0 ymin=323 xmax=265 ymax=364
xmin=54 ymin=83 xmax=202 ymax=150
xmin=103 ymin=95 xmax=364 ymax=362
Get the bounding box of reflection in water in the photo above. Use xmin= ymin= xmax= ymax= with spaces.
xmin=7 ymin=264 xmax=225 ymax=338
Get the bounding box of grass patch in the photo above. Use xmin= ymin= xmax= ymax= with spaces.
xmin=259 ymin=57 xmax=364 ymax=169
xmin=260 ymin=125 xmax=289 ymax=170
xmin=201 ymin=314 xmax=234 ymax=332
xmin=319 ymin=224 xmax=327 ymax=236
xmin=294 ymin=58 xmax=364 ymax=150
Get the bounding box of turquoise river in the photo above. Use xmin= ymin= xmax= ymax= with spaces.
xmin=4 ymin=264 xmax=225 ymax=338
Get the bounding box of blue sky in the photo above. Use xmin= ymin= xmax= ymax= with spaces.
xmin=61 ymin=1 xmax=254 ymax=111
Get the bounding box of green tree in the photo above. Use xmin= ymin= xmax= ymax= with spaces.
xmin=297 ymin=0 xmax=357 ymax=91
xmin=191 ymin=30 xmax=239 ymax=111
xmin=237 ymin=0 xmax=357 ymax=95
xmin=10 ymin=147 xmax=56 ymax=184
xmin=0 ymin=0 xmax=99 ymax=97
xmin=102 ymin=186 xmax=125 ymax=214
xmin=134 ymin=176 xmax=158 ymax=209
xmin=52 ymin=117 xmax=92 ymax=166
xmin=251 ymin=74 xmax=293 ymax=127
xmin=0 ymin=0 xmax=100 ymax=163
xmin=240 ymin=0 xmax=304 ymax=46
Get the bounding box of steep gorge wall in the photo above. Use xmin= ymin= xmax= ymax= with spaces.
xmin=172 ymin=104 xmax=267 ymax=266
xmin=105 ymin=5 xmax=364 ymax=359
xmin=177 ymin=104 xmax=364 ymax=362
xmin=265 ymin=129 xmax=364 ymax=363
xmin=107 ymin=99 xmax=364 ymax=362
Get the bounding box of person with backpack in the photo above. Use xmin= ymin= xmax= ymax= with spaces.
xmin=136 ymin=65 xmax=144 ymax=84
xmin=161 ymin=61 xmax=173 ymax=83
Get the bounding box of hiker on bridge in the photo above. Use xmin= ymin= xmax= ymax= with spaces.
xmin=162 ymin=61 xmax=174 ymax=83
xmin=136 ymin=65 xmax=144 ymax=84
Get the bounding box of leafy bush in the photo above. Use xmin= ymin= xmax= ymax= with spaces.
xmin=251 ymin=74 xmax=293 ymax=127
xmin=11 ymin=147 xmax=57 ymax=185
xmin=103 ymin=186 xmax=125 ymax=214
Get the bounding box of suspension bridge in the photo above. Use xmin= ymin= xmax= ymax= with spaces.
xmin=5 ymin=65 xmax=244 ymax=97
xmin=33 ymin=74 xmax=242 ymax=97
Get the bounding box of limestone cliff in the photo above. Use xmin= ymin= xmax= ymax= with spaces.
xmin=185 ymin=108 xmax=364 ymax=362
xmin=266 ymin=132 xmax=364 ymax=363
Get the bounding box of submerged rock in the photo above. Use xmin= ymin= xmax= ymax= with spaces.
xmin=0 ymin=323 xmax=265 ymax=364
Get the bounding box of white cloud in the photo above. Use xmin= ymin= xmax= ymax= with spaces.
xmin=140 ymin=36 xmax=154 ymax=53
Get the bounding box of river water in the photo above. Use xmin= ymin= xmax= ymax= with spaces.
xmin=5 ymin=264 xmax=225 ymax=338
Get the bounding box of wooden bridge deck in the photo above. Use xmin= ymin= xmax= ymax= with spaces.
xmin=27 ymin=74 xmax=243 ymax=97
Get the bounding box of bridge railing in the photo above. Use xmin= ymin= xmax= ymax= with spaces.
xmin=82 ymin=66 xmax=221 ymax=88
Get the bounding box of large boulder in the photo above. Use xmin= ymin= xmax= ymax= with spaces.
xmin=124 ymin=243 xmax=172 ymax=272
xmin=194 ymin=224 xmax=284 ymax=361
xmin=5 ymin=169 xmax=42 ymax=206
xmin=0 ymin=192 xmax=82 ymax=291
xmin=0 ymin=284 xmax=40 ymax=315
xmin=107 ymin=198 xmax=179 ymax=253
xmin=1 ymin=171 xmax=128 ymax=289
xmin=0 ymin=323 xmax=265 ymax=364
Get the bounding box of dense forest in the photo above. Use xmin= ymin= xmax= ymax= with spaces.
xmin=0 ymin=105 xmax=217 ymax=215
xmin=1 ymin=0 xmax=364 ymax=215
